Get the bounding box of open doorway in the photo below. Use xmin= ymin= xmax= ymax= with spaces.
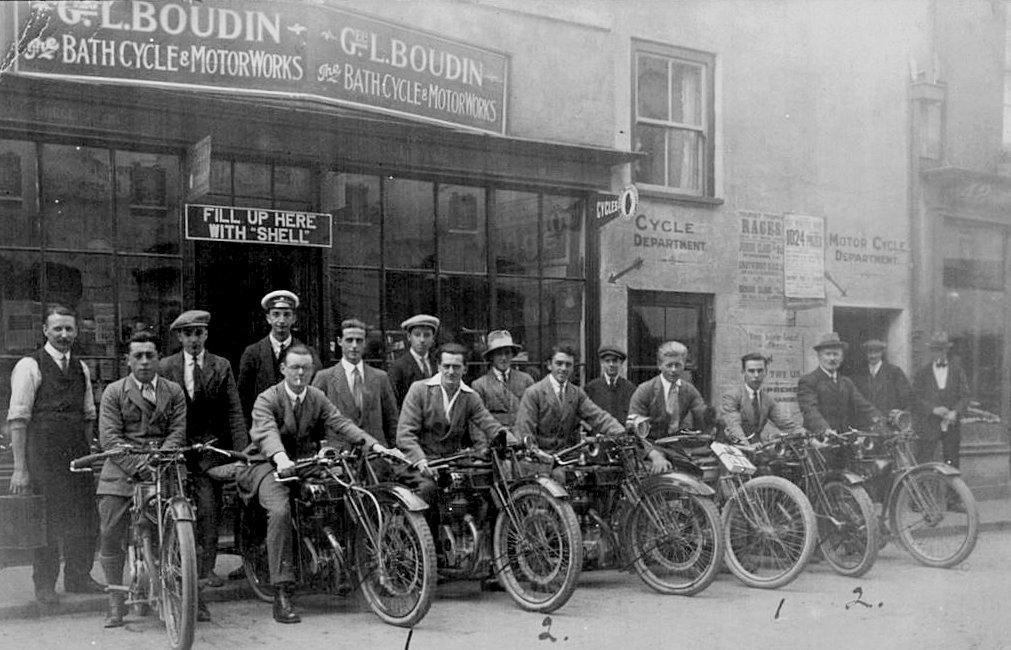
xmin=833 ymin=307 xmax=904 ymax=376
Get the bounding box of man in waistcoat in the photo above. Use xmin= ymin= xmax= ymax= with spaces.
xmin=912 ymin=332 xmax=971 ymax=468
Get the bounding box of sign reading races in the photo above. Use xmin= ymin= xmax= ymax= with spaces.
xmin=185 ymin=204 xmax=332 ymax=248
xmin=14 ymin=0 xmax=509 ymax=134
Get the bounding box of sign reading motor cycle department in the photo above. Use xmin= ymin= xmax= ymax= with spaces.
xmin=12 ymin=0 xmax=509 ymax=134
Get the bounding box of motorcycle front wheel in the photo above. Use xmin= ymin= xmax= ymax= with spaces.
xmin=492 ymin=483 xmax=582 ymax=613
xmin=817 ymin=481 xmax=879 ymax=577
xmin=891 ymin=469 xmax=978 ymax=568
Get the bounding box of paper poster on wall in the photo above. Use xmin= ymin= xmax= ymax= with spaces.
xmin=737 ymin=211 xmax=784 ymax=308
xmin=783 ymin=214 xmax=825 ymax=300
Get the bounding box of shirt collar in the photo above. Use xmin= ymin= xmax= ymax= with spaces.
xmin=283 ymin=381 xmax=307 ymax=403
xmin=547 ymin=373 xmax=565 ymax=393
xmin=659 ymin=374 xmax=679 ymax=395
xmin=820 ymin=367 xmax=837 ymax=380
xmin=868 ymin=360 xmax=882 ymax=375
xmin=184 ymin=350 xmax=205 ymax=366
xmin=745 ymin=385 xmax=758 ymax=399
xmin=493 ymin=368 xmax=509 ymax=383
xmin=43 ymin=342 xmax=70 ymax=364
xmin=269 ymin=333 xmax=292 ymax=352
xmin=132 ymin=375 xmax=159 ymax=390
xmin=424 ymin=374 xmax=473 ymax=393
xmin=340 ymin=357 xmax=364 ymax=375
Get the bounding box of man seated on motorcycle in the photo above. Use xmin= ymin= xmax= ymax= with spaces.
xmin=236 ymin=344 xmax=404 ymax=625
xmin=720 ymin=352 xmax=805 ymax=444
xmin=627 ymin=340 xmax=708 ymax=473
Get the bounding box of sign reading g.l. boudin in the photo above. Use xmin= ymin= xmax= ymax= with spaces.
xmin=185 ymin=204 xmax=332 ymax=248
xmin=12 ymin=0 xmax=509 ymax=134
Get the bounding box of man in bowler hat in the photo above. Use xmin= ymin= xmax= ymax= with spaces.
xmin=912 ymin=332 xmax=971 ymax=467
xmin=797 ymin=333 xmax=881 ymax=436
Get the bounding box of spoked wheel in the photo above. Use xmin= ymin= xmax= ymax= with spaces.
xmin=817 ymin=481 xmax=879 ymax=577
xmin=492 ymin=484 xmax=582 ymax=613
xmin=891 ymin=470 xmax=979 ymax=568
xmin=624 ymin=486 xmax=723 ymax=596
xmin=160 ymin=508 xmax=198 ymax=650
xmin=355 ymin=495 xmax=436 ymax=628
xmin=722 ymin=475 xmax=817 ymax=589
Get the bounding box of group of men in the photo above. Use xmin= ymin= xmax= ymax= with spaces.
xmin=5 ymin=289 xmax=971 ymax=630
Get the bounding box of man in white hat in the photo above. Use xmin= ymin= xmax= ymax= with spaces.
xmin=237 ymin=290 xmax=318 ymax=428
xmin=584 ymin=344 xmax=636 ymax=423
xmin=912 ymin=332 xmax=970 ymax=467
xmin=797 ymin=333 xmax=880 ymax=436
xmin=158 ymin=310 xmax=246 ymax=607
xmin=471 ymin=330 xmax=534 ymax=427
xmin=388 ymin=314 xmax=440 ymax=405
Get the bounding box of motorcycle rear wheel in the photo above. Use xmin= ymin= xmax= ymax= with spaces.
xmin=817 ymin=481 xmax=879 ymax=577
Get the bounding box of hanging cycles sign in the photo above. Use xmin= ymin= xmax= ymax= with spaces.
xmin=10 ymin=0 xmax=509 ymax=134
xmin=185 ymin=204 xmax=333 ymax=248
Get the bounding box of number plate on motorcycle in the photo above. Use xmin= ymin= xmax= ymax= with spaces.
xmin=711 ymin=442 xmax=756 ymax=475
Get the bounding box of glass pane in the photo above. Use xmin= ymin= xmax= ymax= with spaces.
xmin=491 ymin=190 xmax=539 ymax=275
xmin=439 ymin=185 xmax=486 ymax=274
xmin=210 ymin=159 xmax=231 ymax=195
xmin=496 ymin=277 xmax=540 ymax=375
xmin=943 ymin=222 xmax=1004 ymax=290
xmin=440 ymin=275 xmax=489 ymax=382
xmin=233 ymin=161 xmax=271 ymax=200
xmin=667 ymin=129 xmax=702 ymax=193
xmin=384 ymin=178 xmax=435 ymax=270
xmin=542 ymin=195 xmax=584 ymax=279
xmin=115 ymin=151 xmax=180 ymax=254
xmin=41 ymin=144 xmax=112 ymax=251
xmin=274 ymin=165 xmax=313 ymax=203
xmin=671 ymin=61 xmax=703 ymax=126
xmin=541 ymin=279 xmax=583 ymax=364
xmin=322 ymin=172 xmax=380 ymax=267
xmin=45 ymin=253 xmax=116 ymax=357
xmin=636 ymin=54 xmax=668 ymax=120
xmin=633 ymin=123 xmax=666 ymax=186
xmin=0 ymin=140 xmax=40 ymax=246
xmin=119 ymin=256 xmax=182 ymax=356
xmin=385 ymin=271 xmax=437 ymax=365
xmin=0 ymin=251 xmax=42 ymax=355
xmin=329 ymin=267 xmax=384 ymax=362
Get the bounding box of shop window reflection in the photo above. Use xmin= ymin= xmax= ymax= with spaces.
xmin=0 ymin=140 xmax=39 ymax=247
xmin=385 ymin=272 xmax=436 ymax=364
xmin=120 ymin=256 xmax=182 ymax=356
xmin=385 ymin=178 xmax=435 ymax=270
xmin=440 ymin=275 xmax=490 ymax=382
xmin=496 ymin=277 xmax=541 ymax=378
xmin=492 ymin=190 xmax=539 ymax=275
xmin=42 ymin=144 xmax=112 ymax=251
xmin=44 ymin=253 xmax=116 ymax=358
xmin=542 ymin=279 xmax=584 ymax=380
xmin=0 ymin=252 xmax=42 ymax=355
xmin=329 ymin=267 xmax=383 ymax=363
xmin=323 ymin=173 xmax=381 ymax=267
xmin=439 ymin=185 xmax=486 ymax=274
xmin=542 ymin=195 xmax=584 ymax=279
xmin=116 ymin=151 xmax=179 ymax=255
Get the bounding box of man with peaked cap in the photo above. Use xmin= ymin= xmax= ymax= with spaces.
xmin=849 ymin=338 xmax=912 ymax=416
xmin=912 ymin=332 xmax=971 ymax=468
xmin=238 ymin=290 xmax=318 ymax=428
xmin=158 ymin=310 xmax=247 ymax=612
xmin=388 ymin=314 xmax=440 ymax=405
xmin=797 ymin=332 xmax=881 ymax=436
xmin=471 ymin=330 xmax=535 ymax=428
xmin=584 ymin=344 xmax=637 ymax=423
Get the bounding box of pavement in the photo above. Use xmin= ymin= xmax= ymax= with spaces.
xmin=1 ymin=497 xmax=1009 ymax=621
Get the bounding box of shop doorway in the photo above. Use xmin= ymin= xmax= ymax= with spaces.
xmin=628 ymin=290 xmax=714 ymax=398
xmin=833 ymin=307 xmax=903 ymax=376
xmin=194 ymin=242 xmax=323 ymax=371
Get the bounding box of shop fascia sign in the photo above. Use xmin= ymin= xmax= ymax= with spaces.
xmin=185 ymin=204 xmax=332 ymax=248
xmin=11 ymin=0 xmax=509 ymax=135
xmin=593 ymin=185 xmax=639 ymax=228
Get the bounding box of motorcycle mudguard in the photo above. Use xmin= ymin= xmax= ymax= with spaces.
xmin=886 ymin=462 xmax=961 ymax=507
xmin=645 ymin=472 xmax=715 ymax=498
xmin=375 ymin=484 xmax=430 ymax=512
xmin=513 ymin=476 xmax=570 ymax=499
xmin=822 ymin=469 xmax=867 ymax=486
xmin=168 ymin=496 xmax=196 ymax=522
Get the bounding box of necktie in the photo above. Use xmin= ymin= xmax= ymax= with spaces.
xmin=142 ymin=382 xmax=156 ymax=405
xmin=293 ymin=397 xmax=303 ymax=424
xmin=666 ymin=382 xmax=680 ymax=434
xmin=352 ymin=366 xmax=363 ymax=414
xmin=422 ymin=357 xmax=431 ymax=377
xmin=556 ymin=382 xmax=566 ymax=405
xmin=750 ymin=390 xmax=760 ymax=437
xmin=60 ymin=354 xmax=68 ymax=373
xmin=192 ymin=359 xmax=205 ymax=398
xmin=276 ymin=343 xmax=288 ymax=375
xmin=936 ymin=361 xmax=948 ymax=368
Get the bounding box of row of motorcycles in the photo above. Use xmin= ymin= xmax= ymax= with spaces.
xmin=70 ymin=407 xmax=980 ymax=649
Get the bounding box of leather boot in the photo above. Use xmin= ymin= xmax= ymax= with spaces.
xmin=99 ymin=554 xmax=126 ymax=628
xmin=272 ymin=585 xmax=300 ymax=624
xmin=104 ymin=592 xmax=126 ymax=628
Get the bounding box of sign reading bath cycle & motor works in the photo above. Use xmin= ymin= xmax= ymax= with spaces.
xmin=11 ymin=0 xmax=508 ymax=134
xmin=185 ymin=204 xmax=333 ymax=248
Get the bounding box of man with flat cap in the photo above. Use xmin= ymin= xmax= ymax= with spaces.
xmin=584 ymin=344 xmax=637 ymax=423
xmin=388 ymin=314 xmax=439 ymax=405
xmin=159 ymin=310 xmax=246 ymax=612
xmin=850 ymin=338 xmax=912 ymax=416
xmin=797 ymin=332 xmax=881 ymax=436
xmin=912 ymin=332 xmax=971 ymax=468
xmin=238 ymin=290 xmax=318 ymax=428
xmin=471 ymin=330 xmax=535 ymax=428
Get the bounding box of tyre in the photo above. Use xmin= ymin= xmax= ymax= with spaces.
xmin=891 ymin=470 xmax=979 ymax=568
xmin=817 ymin=481 xmax=879 ymax=578
xmin=722 ymin=475 xmax=817 ymax=589
xmin=624 ymin=487 xmax=722 ymax=596
xmin=160 ymin=510 xmax=198 ymax=650
xmin=492 ymin=484 xmax=582 ymax=613
xmin=356 ymin=496 xmax=436 ymax=628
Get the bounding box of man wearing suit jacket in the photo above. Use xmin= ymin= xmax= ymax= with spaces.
xmin=628 ymin=341 xmax=708 ymax=472
xmin=720 ymin=352 xmax=805 ymax=444
xmin=159 ymin=310 xmax=246 ymax=612
xmin=238 ymin=290 xmax=318 ymax=428
xmin=850 ymin=339 xmax=913 ymax=416
xmin=584 ymin=344 xmax=637 ymax=424
xmin=236 ymin=344 xmax=402 ymax=624
xmin=912 ymin=332 xmax=971 ymax=468
xmin=312 ymin=318 xmax=399 ymax=446
xmin=471 ymin=330 xmax=534 ymax=428
xmin=97 ymin=331 xmax=187 ymax=628
xmin=514 ymin=344 xmax=626 ymax=454
xmin=388 ymin=314 xmax=439 ymax=405
xmin=797 ymin=333 xmax=881 ymax=436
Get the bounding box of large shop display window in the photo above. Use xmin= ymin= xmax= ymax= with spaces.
xmin=0 ymin=140 xmax=182 ymax=420
xmin=324 ymin=175 xmax=587 ymax=380
xmin=941 ymin=219 xmax=1006 ymax=416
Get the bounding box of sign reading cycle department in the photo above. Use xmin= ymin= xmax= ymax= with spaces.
xmin=185 ymin=204 xmax=333 ymax=248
